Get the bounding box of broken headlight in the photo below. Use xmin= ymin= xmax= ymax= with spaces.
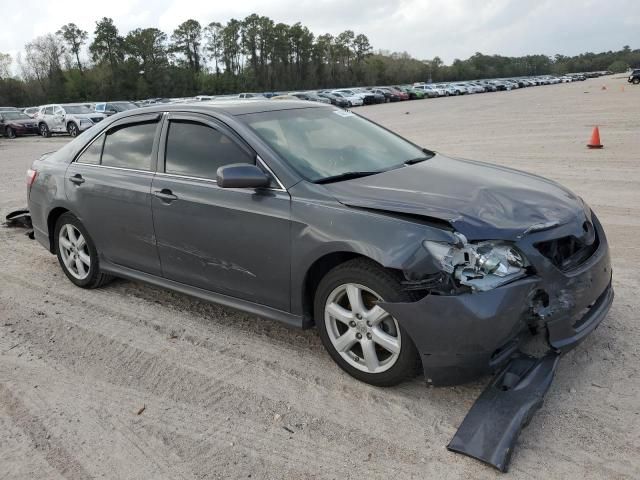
xmin=423 ymin=234 xmax=528 ymax=292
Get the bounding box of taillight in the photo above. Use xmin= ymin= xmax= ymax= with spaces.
xmin=26 ymin=168 xmax=38 ymax=188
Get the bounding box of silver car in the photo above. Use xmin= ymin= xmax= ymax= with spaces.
xmin=37 ymin=104 xmax=106 ymax=137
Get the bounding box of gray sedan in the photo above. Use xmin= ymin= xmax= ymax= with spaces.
xmin=26 ymin=101 xmax=612 ymax=387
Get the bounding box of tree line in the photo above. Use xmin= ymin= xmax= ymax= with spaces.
xmin=0 ymin=14 xmax=638 ymax=107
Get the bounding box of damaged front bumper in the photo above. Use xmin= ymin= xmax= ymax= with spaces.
xmin=447 ymin=352 xmax=560 ymax=472
xmin=380 ymin=214 xmax=613 ymax=386
xmin=381 ymin=215 xmax=613 ymax=472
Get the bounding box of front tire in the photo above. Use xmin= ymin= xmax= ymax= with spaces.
xmin=633 ymin=78 xmax=640 ymax=85
xmin=54 ymin=213 xmax=112 ymax=289
xmin=5 ymin=127 xmax=16 ymax=139
xmin=314 ymin=258 xmax=419 ymax=387
xmin=39 ymin=123 xmax=51 ymax=138
xmin=67 ymin=122 xmax=79 ymax=137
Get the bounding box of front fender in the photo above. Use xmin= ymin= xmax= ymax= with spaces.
xmin=289 ymin=190 xmax=456 ymax=315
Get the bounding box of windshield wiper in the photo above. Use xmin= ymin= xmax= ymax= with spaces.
xmin=405 ymin=148 xmax=435 ymax=165
xmin=314 ymin=171 xmax=380 ymax=184
xmin=404 ymin=156 xmax=429 ymax=165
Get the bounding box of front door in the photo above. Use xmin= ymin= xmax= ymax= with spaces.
xmin=52 ymin=106 xmax=66 ymax=132
xmin=151 ymin=113 xmax=291 ymax=311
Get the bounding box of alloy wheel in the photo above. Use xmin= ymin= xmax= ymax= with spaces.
xmin=324 ymin=283 xmax=401 ymax=374
xmin=58 ymin=224 xmax=91 ymax=280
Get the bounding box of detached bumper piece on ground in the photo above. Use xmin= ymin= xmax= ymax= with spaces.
xmin=447 ymin=352 xmax=560 ymax=472
xmin=4 ymin=209 xmax=33 ymax=238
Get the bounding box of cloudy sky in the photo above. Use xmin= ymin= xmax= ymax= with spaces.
xmin=2 ymin=0 xmax=638 ymax=70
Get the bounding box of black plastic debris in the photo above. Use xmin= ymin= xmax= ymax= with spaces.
xmin=447 ymin=352 xmax=560 ymax=472
xmin=4 ymin=209 xmax=32 ymax=229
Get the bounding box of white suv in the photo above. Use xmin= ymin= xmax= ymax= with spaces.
xmin=37 ymin=104 xmax=106 ymax=137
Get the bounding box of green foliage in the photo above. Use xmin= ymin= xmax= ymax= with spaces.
xmin=3 ymin=14 xmax=638 ymax=107
xmin=608 ymin=59 xmax=628 ymax=73
xmin=57 ymin=23 xmax=88 ymax=71
xmin=89 ymin=17 xmax=124 ymax=67
xmin=170 ymin=19 xmax=202 ymax=74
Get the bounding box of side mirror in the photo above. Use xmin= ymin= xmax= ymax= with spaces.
xmin=217 ymin=164 xmax=270 ymax=189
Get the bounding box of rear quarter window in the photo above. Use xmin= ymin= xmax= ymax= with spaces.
xmin=101 ymin=121 xmax=157 ymax=171
xmin=77 ymin=135 xmax=104 ymax=165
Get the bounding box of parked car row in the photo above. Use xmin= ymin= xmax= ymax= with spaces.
xmin=0 ymin=101 xmax=144 ymax=139
xmin=0 ymin=71 xmax=615 ymax=139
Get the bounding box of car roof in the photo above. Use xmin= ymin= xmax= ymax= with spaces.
xmin=115 ymin=100 xmax=327 ymax=118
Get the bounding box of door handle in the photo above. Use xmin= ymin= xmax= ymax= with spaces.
xmin=69 ymin=174 xmax=85 ymax=185
xmin=153 ymin=189 xmax=178 ymax=202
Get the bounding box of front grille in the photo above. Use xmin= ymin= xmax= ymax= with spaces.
xmin=535 ymin=223 xmax=599 ymax=271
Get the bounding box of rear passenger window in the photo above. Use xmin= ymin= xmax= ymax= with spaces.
xmin=164 ymin=120 xmax=253 ymax=179
xmin=102 ymin=121 xmax=157 ymax=171
xmin=77 ymin=134 xmax=104 ymax=165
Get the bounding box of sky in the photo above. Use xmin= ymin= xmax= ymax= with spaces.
xmin=1 ymin=0 xmax=638 ymax=71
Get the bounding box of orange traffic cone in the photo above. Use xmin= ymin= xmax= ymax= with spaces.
xmin=587 ymin=126 xmax=603 ymax=149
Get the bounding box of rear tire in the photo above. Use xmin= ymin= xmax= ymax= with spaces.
xmin=54 ymin=213 xmax=112 ymax=289
xmin=5 ymin=127 xmax=16 ymax=139
xmin=314 ymin=258 xmax=420 ymax=387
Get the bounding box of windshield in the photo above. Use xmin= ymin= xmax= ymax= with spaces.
xmin=64 ymin=105 xmax=92 ymax=114
xmin=241 ymin=107 xmax=430 ymax=183
xmin=2 ymin=112 xmax=29 ymax=120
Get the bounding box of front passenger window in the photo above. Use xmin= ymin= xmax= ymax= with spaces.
xmin=164 ymin=120 xmax=253 ymax=179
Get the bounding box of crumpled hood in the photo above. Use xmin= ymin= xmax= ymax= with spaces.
xmin=323 ymin=154 xmax=584 ymax=240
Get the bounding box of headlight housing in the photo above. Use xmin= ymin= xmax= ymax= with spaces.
xmin=423 ymin=234 xmax=528 ymax=292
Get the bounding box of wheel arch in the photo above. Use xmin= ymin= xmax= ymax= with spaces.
xmin=47 ymin=207 xmax=71 ymax=252
xmin=302 ymin=251 xmax=405 ymax=326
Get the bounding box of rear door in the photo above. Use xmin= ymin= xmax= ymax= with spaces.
xmin=150 ymin=112 xmax=291 ymax=311
xmin=65 ymin=113 xmax=163 ymax=275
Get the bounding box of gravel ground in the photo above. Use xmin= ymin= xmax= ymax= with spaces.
xmin=1 ymin=77 xmax=639 ymax=479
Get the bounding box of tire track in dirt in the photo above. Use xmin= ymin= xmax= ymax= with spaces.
xmin=0 ymin=279 xmax=459 ymax=478
xmin=0 ymin=384 xmax=93 ymax=480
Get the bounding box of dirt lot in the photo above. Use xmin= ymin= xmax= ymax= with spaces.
xmin=1 ymin=77 xmax=639 ymax=479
